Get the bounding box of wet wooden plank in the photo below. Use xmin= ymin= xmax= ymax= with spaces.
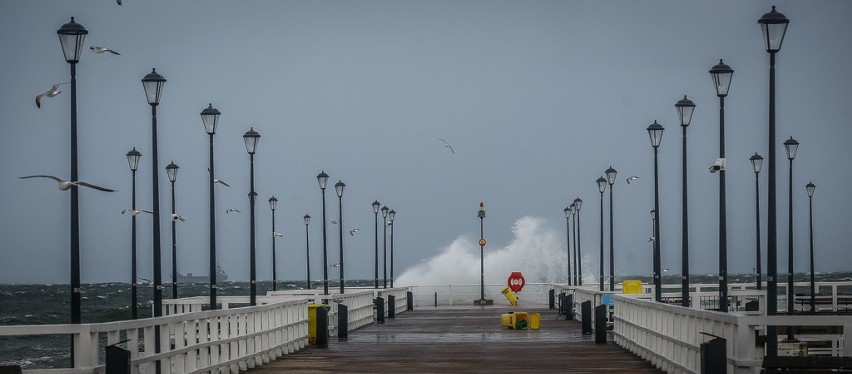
xmin=250 ymin=306 xmax=663 ymax=373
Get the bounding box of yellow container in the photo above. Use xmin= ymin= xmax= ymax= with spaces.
xmin=622 ymin=280 xmax=643 ymax=294
xmin=308 ymin=304 xmax=328 ymax=344
xmin=530 ymin=312 xmax=541 ymax=330
xmin=500 ymin=286 xmax=518 ymax=305
xmin=500 ymin=311 xmax=529 ymax=329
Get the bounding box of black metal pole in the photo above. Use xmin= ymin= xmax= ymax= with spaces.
xmin=653 ymin=146 xmax=662 ymax=302
xmin=572 ymin=212 xmax=578 ymax=285
xmin=131 ymin=169 xmax=138 ymax=318
xmin=249 ymin=154 xmax=257 ymax=306
xmin=271 ymin=206 xmax=276 ymax=291
xmin=808 ymin=193 xmax=814 ymax=313
xmin=755 ymin=171 xmax=762 ymax=291
xmin=390 ymin=220 xmax=395 ymax=288
xmin=321 ymin=188 xmax=328 ymax=295
xmin=577 ymin=209 xmax=582 ymax=286
xmin=170 ymin=179 xmax=177 ymax=299
xmin=479 ymin=215 xmax=485 ymax=300
xmin=305 ymin=220 xmax=311 ymax=290
xmin=681 ymin=125 xmax=690 ymax=307
xmin=767 ymin=51 xmax=779 ymax=356
xmin=786 ymin=158 xmax=794 ymax=336
xmin=150 ymin=104 xmax=163 ymax=318
xmin=608 ymin=185 xmax=615 ymax=291
xmin=208 ymin=134 xmax=217 ymax=310
xmin=338 ymin=194 xmax=344 ymax=294
xmin=566 ymin=215 xmax=571 ymax=285
xmin=718 ymin=96 xmax=728 ymax=312
xmin=374 ymin=210 xmax=379 ymax=289
xmin=383 ymin=216 xmax=387 ymax=289
xmin=69 ymin=63 xmax=81 ymax=327
xmin=599 ymin=191 xmax=604 ymax=291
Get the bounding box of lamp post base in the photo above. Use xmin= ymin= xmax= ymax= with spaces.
xmin=473 ymin=298 xmax=493 ymax=305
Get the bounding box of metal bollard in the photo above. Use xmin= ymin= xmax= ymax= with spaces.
xmin=105 ymin=340 xmax=130 ymax=374
xmin=548 ymin=289 xmax=555 ymax=309
xmin=375 ymin=296 xmax=385 ymax=324
xmin=407 ymin=291 xmax=414 ymax=311
xmin=316 ymin=306 xmax=329 ymax=347
xmin=434 ymin=292 xmax=438 ymax=307
xmin=338 ymin=303 xmax=348 ymax=341
xmin=594 ymin=304 xmax=607 ymax=343
xmin=700 ymin=333 xmax=726 ymax=374
xmin=581 ymin=300 xmax=592 ymax=335
xmin=388 ymin=295 xmax=396 ymax=318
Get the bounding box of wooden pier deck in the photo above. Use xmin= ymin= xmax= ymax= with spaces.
xmin=249 ymin=306 xmax=662 ymax=373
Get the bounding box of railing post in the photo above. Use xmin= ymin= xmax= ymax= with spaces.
xmin=338 ymin=303 xmax=348 ymax=341
xmin=388 ymin=295 xmax=396 ymax=319
xmin=407 ymin=291 xmax=414 ymax=311
xmin=548 ymin=289 xmax=555 ymax=309
xmin=376 ymin=296 xmax=385 ymax=324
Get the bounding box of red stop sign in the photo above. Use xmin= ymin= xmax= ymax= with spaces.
xmin=507 ymin=271 xmax=526 ymax=292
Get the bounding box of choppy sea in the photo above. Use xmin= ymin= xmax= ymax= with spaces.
xmin=1 ymin=274 xmax=850 ymax=369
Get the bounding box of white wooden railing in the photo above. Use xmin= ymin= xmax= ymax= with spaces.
xmin=407 ymin=283 xmax=552 ymax=307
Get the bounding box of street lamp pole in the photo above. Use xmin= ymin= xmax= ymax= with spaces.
xmin=806 ymin=182 xmax=816 ymax=313
xmin=751 ymin=153 xmax=764 ymax=290
xmin=201 ymin=104 xmax=221 ymax=310
xmin=382 ymin=206 xmax=389 ymax=288
xmin=372 ymin=201 xmax=381 ymax=289
xmin=57 ymin=17 xmax=87 ymax=333
xmin=141 ymin=68 xmax=166 ymax=319
xmin=605 ymin=167 xmax=617 ymax=291
xmin=759 ymin=6 xmax=790 ymax=356
xmin=710 ymin=59 xmax=733 ymax=311
xmin=597 ymin=177 xmax=607 ymax=291
xmin=647 ymin=120 xmax=664 ymax=302
xmin=574 ymin=198 xmax=583 ymax=286
xmin=389 ymin=210 xmax=396 ymax=288
xmin=317 ymin=172 xmax=329 ymax=295
xmin=304 ymin=214 xmax=311 ymax=289
xmin=563 ymin=206 xmax=572 ymax=285
xmin=478 ymin=202 xmax=486 ymax=301
xmin=126 ymin=148 xmax=141 ymax=318
xmin=335 ymin=181 xmax=346 ymax=294
xmin=244 ymin=128 xmax=261 ymax=306
xmin=570 ymin=204 xmax=577 ymax=285
xmin=166 ymin=162 xmax=179 ymax=299
xmin=784 ymin=137 xmax=799 ymax=328
xmin=269 ymin=196 xmax=278 ymax=291
xmin=676 ymin=96 xmax=696 ymax=307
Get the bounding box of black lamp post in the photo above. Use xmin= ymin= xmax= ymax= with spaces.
xmin=597 ymin=176 xmax=607 ymax=291
xmin=806 ymin=182 xmax=816 ymax=313
xmin=569 ymin=203 xmax=576 ymax=285
xmin=304 ymin=214 xmax=312 ymax=289
xmin=478 ymin=202 xmax=486 ymax=301
xmin=389 ymin=209 xmax=396 ymax=288
xmin=372 ymin=201 xmax=381 ymax=289
xmin=676 ymin=95 xmax=695 ymax=307
xmin=750 ymin=153 xmax=764 ymax=290
xmin=605 ymin=167 xmax=617 ymax=291
xmin=710 ymin=59 xmax=733 ymax=311
xmin=759 ymin=6 xmax=790 ymax=356
xmin=126 ymin=148 xmax=141 ymax=318
xmin=647 ymin=120 xmax=664 ymax=302
xmin=166 ymin=161 xmax=179 ymax=300
xmin=57 ymin=17 xmax=87 ymax=333
xmin=573 ymin=198 xmax=583 ymax=286
xmin=784 ymin=136 xmax=799 ymax=324
xmin=381 ymin=205 xmax=389 ymax=288
xmin=317 ymin=171 xmax=329 ymax=294
xmin=650 ymin=209 xmax=656 ymax=276
xmin=243 ymin=128 xmax=261 ymax=305
xmin=141 ymin=68 xmax=166 ymax=319
xmin=563 ymin=206 xmax=572 ymax=285
xmin=334 ymin=180 xmax=346 ymax=294
xmin=201 ymin=103 xmax=221 ymax=310
xmin=269 ymin=196 xmax=278 ymax=291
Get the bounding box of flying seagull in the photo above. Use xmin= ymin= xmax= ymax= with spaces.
xmin=35 ymin=83 xmax=68 ymax=108
xmin=331 ymin=220 xmax=339 ymax=225
xmin=225 ymin=208 xmax=241 ymax=214
xmin=329 ymin=262 xmax=340 ymax=268
xmin=349 ymin=228 xmax=359 ymax=236
xmin=648 ymin=236 xmax=655 ymax=243
xmin=122 ymin=209 xmax=153 ymax=216
xmin=663 ymin=268 xmax=670 ymax=272
xmin=89 ymin=46 xmax=120 ymax=55
xmin=626 ymin=176 xmax=640 ymax=184
xmin=170 ymin=214 xmax=186 ymax=222
xmin=208 ymin=168 xmax=230 ymax=187
xmin=20 ymin=175 xmax=115 ymax=192
xmin=437 ymin=138 xmax=455 ymax=154
xmin=273 ymin=232 xmax=283 ymax=237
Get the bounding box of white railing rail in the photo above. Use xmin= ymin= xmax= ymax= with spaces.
xmin=0 ymin=298 xmax=309 ymax=374
xmin=408 ymin=283 xmax=552 ymax=307
xmin=375 ymin=288 xmax=411 ymax=317
xmin=612 ymin=294 xmax=852 ymax=374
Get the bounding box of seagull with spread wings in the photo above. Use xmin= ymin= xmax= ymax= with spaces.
xmin=437 ymin=138 xmax=455 ymax=154
xmin=123 ymin=209 xmax=153 ymax=216
xmin=89 ymin=46 xmax=121 ymax=55
xmin=35 ymin=83 xmax=68 ymax=108
xmin=20 ymin=175 xmax=115 ymax=192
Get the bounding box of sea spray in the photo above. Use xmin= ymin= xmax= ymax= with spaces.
xmin=397 ymin=216 xmax=587 ymax=286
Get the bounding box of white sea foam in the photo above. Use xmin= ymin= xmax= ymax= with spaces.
xmin=396 ymin=216 xmax=594 ymax=286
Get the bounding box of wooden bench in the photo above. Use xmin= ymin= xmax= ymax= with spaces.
xmin=762 ymin=356 xmax=852 ymax=373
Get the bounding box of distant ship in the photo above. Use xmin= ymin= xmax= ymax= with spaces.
xmin=176 ymin=265 xmax=228 ymax=283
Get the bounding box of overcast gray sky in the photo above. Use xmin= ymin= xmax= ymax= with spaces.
xmin=1 ymin=1 xmax=851 ymax=284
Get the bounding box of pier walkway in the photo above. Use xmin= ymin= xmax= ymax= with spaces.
xmin=249 ymin=306 xmax=662 ymax=373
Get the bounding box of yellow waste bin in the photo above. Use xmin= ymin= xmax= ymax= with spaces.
xmin=500 ymin=286 xmax=518 ymax=305
xmin=530 ymin=312 xmax=541 ymax=330
xmin=622 ymin=280 xmax=643 ymax=294
xmin=308 ymin=304 xmax=330 ymax=344
xmin=500 ymin=311 xmax=529 ymax=329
